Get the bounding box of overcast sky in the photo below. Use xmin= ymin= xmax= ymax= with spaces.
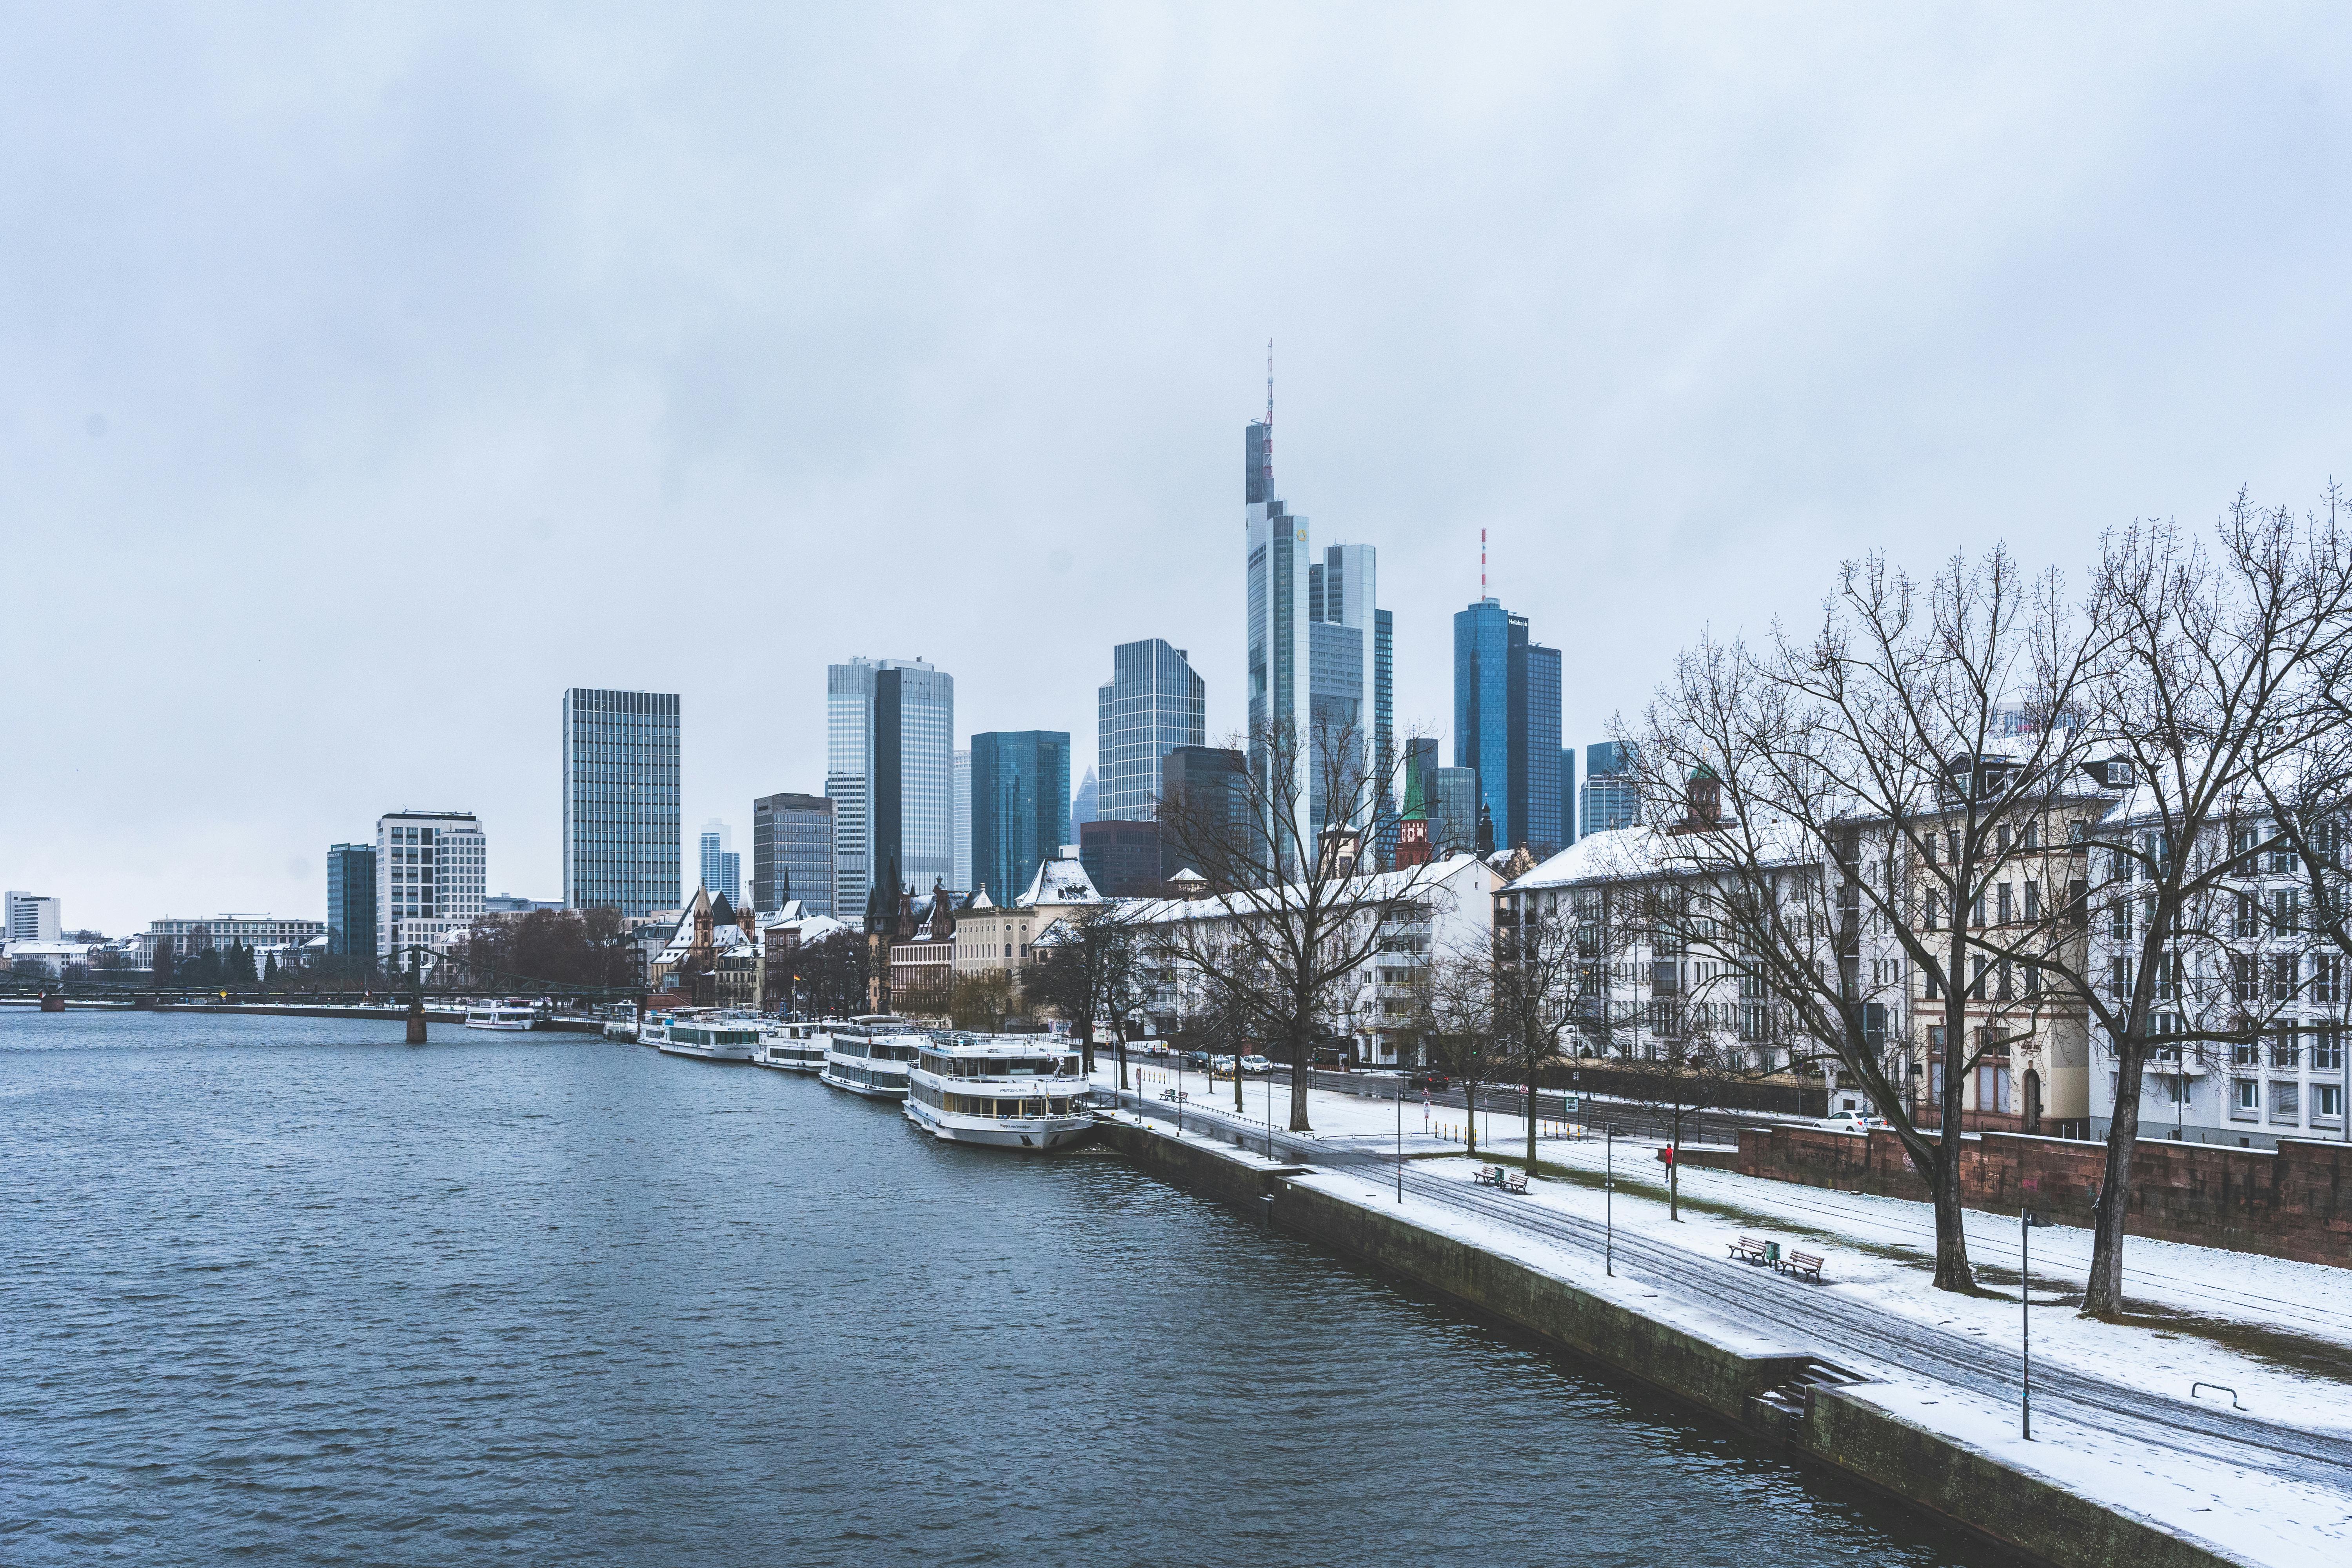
xmin=7 ymin=4 xmax=2351 ymax=934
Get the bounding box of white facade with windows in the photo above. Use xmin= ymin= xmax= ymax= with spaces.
xmin=5 ymin=892 xmax=61 ymax=944
xmin=375 ymin=811 xmax=487 ymax=963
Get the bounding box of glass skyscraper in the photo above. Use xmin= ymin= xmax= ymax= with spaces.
xmin=1453 ymin=598 xmax=1564 ymax=854
xmin=952 ymin=749 xmax=971 ymax=891
xmin=1244 ymin=418 xmax=1389 ymax=844
xmin=1098 ymin=638 xmax=1205 ymax=821
xmin=970 ymin=730 xmax=1071 ymax=906
xmin=325 ymin=842 xmax=377 ymax=959
xmin=752 ymin=792 xmax=835 ymax=917
xmin=562 ymin=688 xmax=681 ymax=918
xmin=828 ymin=657 xmax=954 ymax=903
xmin=1582 ymin=741 xmax=1641 ymax=836
xmin=698 ymin=821 xmax=740 ymax=905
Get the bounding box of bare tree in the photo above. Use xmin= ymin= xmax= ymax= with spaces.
xmin=1411 ymin=944 xmax=1504 ymax=1158
xmin=1153 ymin=716 xmax=1443 ymax=1132
xmin=1026 ymin=903 xmax=1147 ymax=1080
xmin=1633 ymin=545 xmax=2105 ymax=1292
xmin=1484 ymin=893 xmax=1584 ymax=1169
xmin=2048 ymin=497 xmax=2352 ymax=1317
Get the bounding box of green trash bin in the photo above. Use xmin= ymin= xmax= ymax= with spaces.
xmin=1765 ymin=1241 xmax=1782 ymax=1266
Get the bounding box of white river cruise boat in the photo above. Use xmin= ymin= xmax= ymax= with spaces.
xmin=818 ymin=1016 xmax=923 ymax=1099
xmin=756 ymin=1019 xmax=834 ymax=1072
xmin=463 ymin=999 xmax=539 ymax=1031
xmin=643 ymin=1009 xmax=762 ymax=1063
xmin=904 ymin=1034 xmax=1096 ymax=1150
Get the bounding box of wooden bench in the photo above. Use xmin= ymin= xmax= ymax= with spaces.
xmin=1471 ymin=1165 xmax=1505 ymax=1188
xmin=1501 ymin=1169 xmax=1529 ymax=1196
xmin=1779 ymin=1249 xmax=1825 ymax=1284
xmin=1728 ymin=1235 xmax=1772 ymax=1266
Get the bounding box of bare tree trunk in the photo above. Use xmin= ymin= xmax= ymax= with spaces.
xmin=1669 ymin=1104 xmax=1682 ymax=1221
xmin=1288 ymin=1020 xmax=1313 ymax=1133
xmin=2083 ymin=1045 xmax=2145 ymax=1317
xmin=1525 ymin=1076 xmax=1538 ymax=1171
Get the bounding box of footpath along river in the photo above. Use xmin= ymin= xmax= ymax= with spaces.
xmin=0 ymin=1012 xmax=2009 ymax=1566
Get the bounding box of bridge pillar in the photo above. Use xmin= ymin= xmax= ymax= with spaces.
xmin=40 ymin=992 xmax=65 ymax=1012
xmin=135 ymin=992 xmax=158 ymax=1010
xmin=405 ymin=998 xmax=428 ymax=1045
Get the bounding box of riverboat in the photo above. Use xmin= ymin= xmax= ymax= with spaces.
xmin=903 ymin=1034 xmax=1096 ymax=1150
xmin=463 ymin=999 xmax=539 ymax=1031
xmin=647 ymin=1008 xmax=762 ymax=1063
xmin=817 ymin=1015 xmax=924 ymax=1099
xmin=756 ymin=1019 xmax=834 ymax=1072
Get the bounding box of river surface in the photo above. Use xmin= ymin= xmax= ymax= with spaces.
xmin=0 ymin=1012 xmax=2005 ymax=1566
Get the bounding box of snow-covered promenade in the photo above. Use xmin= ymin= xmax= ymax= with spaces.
xmin=1096 ymin=1064 xmax=2352 ymax=1568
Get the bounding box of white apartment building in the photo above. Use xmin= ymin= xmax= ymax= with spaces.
xmin=136 ymin=915 xmax=326 ymax=968
xmin=1116 ymin=850 xmax=1497 ymax=1065
xmin=376 ymin=810 xmax=487 ymax=963
xmin=2086 ymin=805 xmax=2350 ymax=1149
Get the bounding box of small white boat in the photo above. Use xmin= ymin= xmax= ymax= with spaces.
xmin=756 ymin=1019 xmax=834 ymax=1072
xmin=904 ymin=1034 xmax=1096 ymax=1150
xmin=463 ymin=999 xmax=539 ymax=1032
xmin=648 ymin=1008 xmax=761 ymax=1063
xmin=818 ymin=1015 xmax=923 ymax=1099
xmin=604 ymin=1018 xmax=639 ymax=1041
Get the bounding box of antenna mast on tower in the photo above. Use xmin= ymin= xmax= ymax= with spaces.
xmin=1264 ymin=339 xmax=1274 ymax=497
xmin=1481 ymin=527 xmax=1488 ymax=597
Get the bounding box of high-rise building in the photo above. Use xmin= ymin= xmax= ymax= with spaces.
xmin=376 ymin=810 xmax=487 ymax=961
xmin=828 ymin=657 xmax=955 ymax=902
xmin=1158 ymin=744 xmax=1247 ymax=878
xmin=952 ymin=749 xmax=972 ymax=891
xmin=1560 ymin=747 xmax=1577 ymax=849
xmin=1453 ymin=598 xmax=1564 ymax=854
xmin=562 ymin=688 xmax=681 ymax=917
xmin=1073 ymin=765 xmax=1099 ymax=827
xmin=1098 ymin=639 xmax=1206 ymax=823
xmin=1582 ymin=741 xmax=1641 ymax=836
xmin=1243 ymin=414 xmax=1389 ymax=846
xmin=1078 ymin=819 xmax=1162 ymax=896
xmin=325 ymin=845 xmax=377 ymax=959
xmin=970 ymin=730 xmax=1071 ymax=906
xmin=1432 ymin=767 xmax=1480 ymax=856
xmin=697 ymin=820 xmax=740 ymax=905
xmin=752 ymin=792 xmax=835 ymax=918
xmin=5 ymin=892 xmax=61 ymax=944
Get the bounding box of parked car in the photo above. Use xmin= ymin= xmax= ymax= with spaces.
xmin=1406 ymin=1070 xmax=1451 ymax=1092
xmin=1239 ymin=1054 xmax=1274 ymax=1075
xmin=1185 ymin=1050 xmax=1211 ymax=1069
xmin=1823 ymin=1110 xmax=1889 ymax=1134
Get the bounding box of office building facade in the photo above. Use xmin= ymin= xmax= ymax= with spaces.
xmin=375 ymin=810 xmax=487 ymax=961
xmin=698 ymin=821 xmax=740 ymax=905
xmin=970 ymin=730 xmax=1071 ymax=907
xmin=5 ymin=891 xmax=61 ymax=944
xmin=1098 ymin=639 xmax=1206 ymax=821
xmin=1078 ymin=819 xmax=1162 ymax=896
xmin=952 ymin=749 xmax=972 ymax=892
xmin=752 ymin=792 xmax=836 ymax=918
xmin=562 ymin=688 xmax=681 ymax=917
xmin=325 ymin=844 xmax=378 ymax=959
xmin=1158 ymin=744 xmax=1248 ymax=878
xmin=1581 ymin=741 xmax=1641 ymax=837
xmin=828 ymin=657 xmax=955 ymax=902
xmin=1244 ymin=418 xmax=1391 ymax=845
xmin=1453 ymin=597 xmax=1564 ymax=855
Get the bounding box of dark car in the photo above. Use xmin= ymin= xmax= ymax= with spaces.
xmin=1185 ymin=1050 xmax=1211 ymax=1069
xmin=1406 ymin=1070 xmax=1451 ymax=1091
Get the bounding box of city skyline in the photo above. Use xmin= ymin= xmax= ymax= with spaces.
xmin=12 ymin=11 xmax=2352 ymax=933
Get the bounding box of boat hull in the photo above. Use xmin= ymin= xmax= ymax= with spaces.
xmin=463 ymin=1020 xmax=535 ymax=1032
xmin=904 ymin=1095 xmax=1093 ymax=1149
xmin=657 ymin=1041 xmax=758 ymax=1063
xmin=819 ymin=1068 xmax=908 ymax=1099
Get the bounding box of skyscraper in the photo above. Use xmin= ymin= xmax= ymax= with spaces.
xmin=1072 ymin=766 xmax=1100 ymax=827
xmin=952 ymin=748 xmax=972 ymax=891
xmin=970 ymin=730 xmax=1072 ymax=906
xmin=1560 ymin=747 xmax=1577 ymax=849
xmin=752 ymin=792 xmax=835 ymax=917
xmin=1452 ymin=598 xmax=1564 ymax=854
xmin=563 ymin=688 xmax=681 ymax=917
xmin=5 ymin=892 xmax=60 ymax=944
xmin=376 ymin=810 xmax=486 ymax=961
xmin=1582 ymin=741 xmax=1641 ymax=836
xmin=698 ymin=820 xmax=740 ymax=905
xmin=828 ymin=657 xmax=954 ymax=902
xmin=1244 ymin=414 xmax=1388 ymax=843
xmin=1098 ymin=639 xmax=1205 ymax=821
xmin=325 ymin=844 xmax=377 ymax=959
xmin=1158 ymin=744 xmax=1246 ymax=878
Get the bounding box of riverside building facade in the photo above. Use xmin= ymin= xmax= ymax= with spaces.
xmin=325 ymin=843 xmax=378 ymax=958
xmin=562 ymin=687 xmax=681 ymax=918
xmin=376 ymin=810 xmax=487 ymax=962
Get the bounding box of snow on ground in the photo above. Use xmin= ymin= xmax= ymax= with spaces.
xmin=1095 ymin=1066 xmax=2352 ymax=1429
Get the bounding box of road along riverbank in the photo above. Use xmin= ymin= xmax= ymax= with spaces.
xmin=1095 ymin=1105 xmax=2341 ymax=1568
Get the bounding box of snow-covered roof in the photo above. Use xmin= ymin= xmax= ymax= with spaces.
xmin=1122 ymin=849 xmax=1491 ymax=927
xmin=1016 ymin=852 xmax=1101 ymax=908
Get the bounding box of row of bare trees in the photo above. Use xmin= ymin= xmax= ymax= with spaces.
xmin=1620 ymin=489 xmax=2352 ymax=1312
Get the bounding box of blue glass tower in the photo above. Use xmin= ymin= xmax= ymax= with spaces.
xmin=970 ymin=731 xmax=1072 ymax=906
xmin=563 ymin=688 xmax=681 ymax=916
xmin=1453 ymin=599 xmax=1564 ymax=854
xmin=326 ymin=842 xmax=377 ymax=959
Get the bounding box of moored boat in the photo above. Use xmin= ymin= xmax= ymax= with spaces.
xmin=756 ymin=1019 xmax=833 ymax=1072
xmin=652 ymin=1008 xmax=761 ymax=1063
xmin=818 ymin=1015 xmax=923 ymax=1098
xmin=463 ymin=999 xmax=539 ymax=1031
xmin=904 ymin=1034 xmax=1095 ymax=1150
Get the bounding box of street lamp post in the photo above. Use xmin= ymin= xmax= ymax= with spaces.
xmin=1606 ymin=1123 xmax=1620 ymax=1277
xmin=2021 ymin=1206 xmax=2042 ymax=1440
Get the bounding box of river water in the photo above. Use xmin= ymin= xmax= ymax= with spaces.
xmin=0 ymin=1012 xmax=2003 ymax=1566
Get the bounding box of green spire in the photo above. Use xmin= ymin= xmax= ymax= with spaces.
xmin=1402 ymin=765 xmax=1426 ymax=821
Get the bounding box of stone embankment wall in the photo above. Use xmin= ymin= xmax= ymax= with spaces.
xmin=1099 ymin=1119 xmax=2253 ymax=1568
xmin=1735 ymin=1125 xmax=2351 ymax=1268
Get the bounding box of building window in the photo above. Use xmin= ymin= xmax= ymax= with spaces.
xmin=2272 ymin=1028 xmax=2299 ymax=1070
xmin=2233 ymin=1078 xmax=2260 ymax=1117
xmin=2270 ymin=1080 xmax=2300 ymax=1121
xmin=2272 ymin=956 xmax=2298 ymax=1003
xmin=2316 ymin=1028 xmax=2346 ymax=1075
xmin=2316 ymin=1083 xmax=2344 ymax=1122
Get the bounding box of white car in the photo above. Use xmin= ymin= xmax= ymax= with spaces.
xmin=1239 ymin=1054 xmax=1274 ymax=1074
xmin=1824 ymin=1110 xmax=1889 ymax=1134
